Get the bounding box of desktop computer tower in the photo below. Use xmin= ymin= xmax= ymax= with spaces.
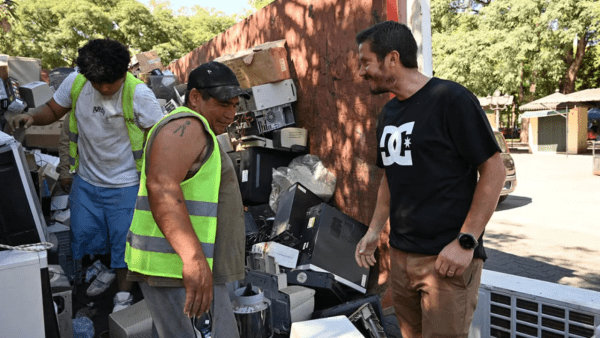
xmin=270 ymin=183 xmax=323 ymax=247
xmin=227 ymin=147 xmax=298 ymax=205
xmin=297 ymin=204 xmax=370 ymax=293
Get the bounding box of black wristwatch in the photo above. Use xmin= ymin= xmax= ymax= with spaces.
xmin=457 ymin=233 xmax=478 ymax=250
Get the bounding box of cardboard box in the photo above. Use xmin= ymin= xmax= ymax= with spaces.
xmin=0 ymin=60 xmax=7 ymax=82
xmin=0 ymin=55 xmax=42 ymax=87
xmin=24 ymin=113 xmax=65 ymax=151
xmin=135 ymin=50 xmax=163 ymax=74
xmin=214 ymin=40 xmax=290 ymax=89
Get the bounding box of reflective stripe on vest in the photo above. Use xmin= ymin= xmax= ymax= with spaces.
xmin=68 ymin=73 xmax=145 ymax=172
xmin=125 ymin=107 xmax=221 ymax=279
xmin=127 ymin=231 xmax=215 ymax=257
xmin=135 ymin=196 xmax=218 ymax=218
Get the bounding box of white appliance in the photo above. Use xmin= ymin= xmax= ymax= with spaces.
xmin=237 ymin=79 xmax=297 ymax=113
xmin=470 ymin=269 xmax=600 ymax=338
xmin=50 ymin=264 xmax=73 ymax=338
xmin=108 ymin=299 xmax=153 ymax=338
xmin=0 ymin=250 xmax=52 ymax=338
xmin=290 ymin=315 xmax=363 ymax=338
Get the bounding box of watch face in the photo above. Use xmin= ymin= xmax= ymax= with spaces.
xmin=459 ymin=234 xmax=476 ymax=249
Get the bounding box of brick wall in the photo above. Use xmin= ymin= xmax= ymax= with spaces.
xmin=168 ymin=0 xmax=400 ymax=296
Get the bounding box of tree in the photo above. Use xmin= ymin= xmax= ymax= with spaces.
xmin=1 ymin=0 xmax=239 ymax=69
xmin=432 ymin=0 xmax=600 ymax=105
xmin=2 ymin=0 xmax=164 ymax=68
xmin=248 ymin=0 xmax=274 ymax=11
xmin=575 ymin=46 xmax=600 ymax=91
xmin=0 ymin=0 xmax=17 ymax=34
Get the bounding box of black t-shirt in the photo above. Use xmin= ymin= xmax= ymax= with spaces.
xmin=376 ymin=78 xmax=500 ymax=260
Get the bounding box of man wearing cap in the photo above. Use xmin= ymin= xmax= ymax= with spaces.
xmin=125 ymin=61 xmax=248 ymax=337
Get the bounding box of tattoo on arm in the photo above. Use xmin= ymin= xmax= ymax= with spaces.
xmin=173 ymin=121 xmax=191 ymax=137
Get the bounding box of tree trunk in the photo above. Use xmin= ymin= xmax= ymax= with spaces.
xmin=518 ymin=62 xmax=524 ymax=103
xmin=564 ymin=36 xmax=588 ymax=94
xmin=521 ymin=118 xmax=529 ymax=143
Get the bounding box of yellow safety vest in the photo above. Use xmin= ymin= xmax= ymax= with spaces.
xmin=68 ymin=73 xmax=145 ymax=172
xmin=125 ymin=106 xmax=221 ymax=278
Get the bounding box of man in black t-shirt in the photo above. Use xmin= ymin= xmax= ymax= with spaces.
xmin=354 ymin=21 xmax=506 ymax=338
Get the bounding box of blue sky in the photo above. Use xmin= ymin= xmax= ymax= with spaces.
xmin=140 ymin=0 xmax=252 ymax=15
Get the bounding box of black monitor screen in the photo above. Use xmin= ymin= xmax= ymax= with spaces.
xmin=0 ymin=146 xmax=44 ymax=248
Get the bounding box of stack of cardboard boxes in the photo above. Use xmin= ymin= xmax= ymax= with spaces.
xmin=208 ymin=40 xmax=387 ymax=337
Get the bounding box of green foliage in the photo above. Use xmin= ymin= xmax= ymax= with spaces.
xmin=1 ymin=0 xmax=239 ymax=69
xmin=575 ymin=46 xmax=600 ymax=91
xmin=432 ymin=0 xmax=600 ymax=106
xmin=1 ymin=0 xmax=18 ymax=34
xmin=248 ymin=0 xmax=274 ymax=11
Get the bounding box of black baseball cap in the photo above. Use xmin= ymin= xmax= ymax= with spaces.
xmin=186 ymin=61 xmax=250 ymax=102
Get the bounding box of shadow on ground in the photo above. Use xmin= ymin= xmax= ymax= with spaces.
xmin=484 ymin=248 xmax=600 ymax=293
xmin=484 ymin=232 xmax=525 ymax=246
xmin=495 ymin=195 xmax=532 ymax=211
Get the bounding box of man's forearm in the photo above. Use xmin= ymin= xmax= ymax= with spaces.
xmin=369 ymin=174 xmax=391 ymax=235
xmin=30 ymin=100 xmax=69 ymax=126
xmin=460 ymin=152 xmax=506 ymax=237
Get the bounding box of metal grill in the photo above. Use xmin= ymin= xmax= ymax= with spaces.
xmin=470 ymin=270 xmax=600 ymax=338
xmin=489 ymin=291 xmax=597 ymax=337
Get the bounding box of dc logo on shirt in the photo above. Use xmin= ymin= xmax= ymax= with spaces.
xmin=380 ymin=122 xmax=415 ymax=166
xmin=93 ymin=106 xmax=106 ymax=115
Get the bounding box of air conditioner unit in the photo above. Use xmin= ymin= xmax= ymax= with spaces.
xmin=470 ymin=269 xmax=600 ymax=338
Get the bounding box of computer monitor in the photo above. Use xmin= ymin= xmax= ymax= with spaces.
xmin=0 ymin=131 xmax=48 ymax=248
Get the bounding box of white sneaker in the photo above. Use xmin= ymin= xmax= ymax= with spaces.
xmin=112 ymin=291 xmax=133 ymax=313
xmin=86 ymin=270 xmax=115 ymax=297
xmin=85 ymin=260 xmax=108 ymax=283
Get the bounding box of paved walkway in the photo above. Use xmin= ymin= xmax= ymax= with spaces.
xmin=482 ymin=151 xmax=600 ymax=292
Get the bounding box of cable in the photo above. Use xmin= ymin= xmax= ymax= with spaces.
xmin=0 ymin=242 xmax=54 ymax=252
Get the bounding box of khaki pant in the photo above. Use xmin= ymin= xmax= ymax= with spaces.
xmin=390 ymin=247 xmax=484 ymax=338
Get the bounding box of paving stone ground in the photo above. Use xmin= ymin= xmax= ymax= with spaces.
xmin=482 ymin=151 xmax=600 ymax=293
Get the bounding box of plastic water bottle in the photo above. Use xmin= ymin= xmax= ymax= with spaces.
xmin=200 ymin=318 xmax=211 ymax=338
xmin=73 ymin=316 xmax=94 ymax=338
xmin=193 ymin=313 xmax=211 ymax=338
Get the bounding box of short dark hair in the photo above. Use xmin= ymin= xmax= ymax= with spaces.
xmin=76 ymin=39 xmax=130 ymax=84
xmin=356 ymin=21 xmax=418 ymax=69
xmin=184 ymin=87 xmax=211 ymax=106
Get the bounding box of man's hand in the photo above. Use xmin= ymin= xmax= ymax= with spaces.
xmin=435 ymin=240 xmax=474 ymax=278
xmin=355 ymin=229 xmax=381 ymax=268
xmin=59 ymin=177 xmax=73 ymax=193
xmin=182 ymin=256 xmax=213 ymax=318
xmin=8 ymin=114 xmax=34 ymax=133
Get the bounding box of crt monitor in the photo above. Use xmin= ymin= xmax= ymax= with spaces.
xmin=0 ymin=131 xmax=48 ymax=248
